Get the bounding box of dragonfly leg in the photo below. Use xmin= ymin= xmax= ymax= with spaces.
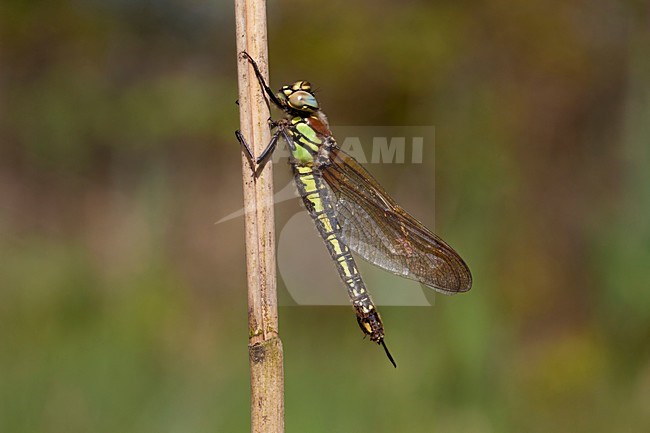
xmin=239 ymin=51 xmax=285 ymax=110
xmin=235 ymin=128 xmax=283 ymax=178
xmin=280 ymin=128 xmax=295 ymax=152
xmin=254 ymin=128 xmax=282 ymax=176
xmin=235 ymin=130 xmax=256 ymax=174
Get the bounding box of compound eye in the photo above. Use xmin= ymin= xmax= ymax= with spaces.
xmin=288 ymin=90 xmax=319 ymax=111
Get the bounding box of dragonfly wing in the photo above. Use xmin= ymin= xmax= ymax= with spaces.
xmin=321 ymin=146 xmax=472 ymax=294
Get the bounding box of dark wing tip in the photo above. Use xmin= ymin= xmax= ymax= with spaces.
xmin=423 ymin=257 xmax=473 ymax=295
xmin=457 ymin=259 xmax=473 ymax=292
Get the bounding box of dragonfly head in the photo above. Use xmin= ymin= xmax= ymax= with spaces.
xmin=277 ymin=80 xmax=319 ymax=113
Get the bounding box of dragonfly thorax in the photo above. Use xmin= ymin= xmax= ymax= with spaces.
xmin=278 ymin=80 xmax=319 ymax=113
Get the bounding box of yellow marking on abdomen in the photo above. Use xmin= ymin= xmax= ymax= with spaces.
xmin=307 ymin=194 xmax=324 ymax=213
xmin=336 ymin=256 xmax=357 ymax=277
xmin=317 ymin=213 xmax=335 ymax=233
xmin=327 ymin=238 xmax=345 ymax=256
xmin=300 ymin=175 xmax=317 ymax=193
xmin=296 ymin=166 xmax=312 ymax=174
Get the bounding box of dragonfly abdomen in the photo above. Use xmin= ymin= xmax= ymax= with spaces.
xmin=293 ymin=165 xmax=385 ymax=343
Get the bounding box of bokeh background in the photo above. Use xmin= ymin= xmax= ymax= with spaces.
xmin=2 ymin=0 xmax=650 ymax=432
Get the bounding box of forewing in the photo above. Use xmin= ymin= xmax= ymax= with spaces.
xmin=321 ymin=147 xmax=472 ymax=294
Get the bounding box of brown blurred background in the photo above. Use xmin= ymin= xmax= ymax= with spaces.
xmin=1 ymin=0 xmax=649 ymax=432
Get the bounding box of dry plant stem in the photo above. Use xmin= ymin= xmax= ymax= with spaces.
xmin=234 ymin=1 xmax=284 ymax=433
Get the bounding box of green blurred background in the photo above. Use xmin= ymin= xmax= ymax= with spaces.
xmin=2 ymin=0 xmax=650 ymax=432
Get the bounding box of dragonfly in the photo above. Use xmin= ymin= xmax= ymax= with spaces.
xmin=236 ymin=52 xmax=472 ymax=367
